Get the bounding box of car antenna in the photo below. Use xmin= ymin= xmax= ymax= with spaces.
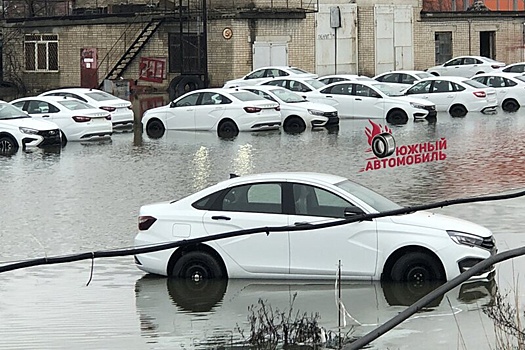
xmin=230 ymin=173 xmax=239 ymax=179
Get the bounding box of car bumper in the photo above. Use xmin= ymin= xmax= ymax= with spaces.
xmin=134 ymin=233 xmax=176 ymax=276
xmin=65 ymin=121 xmax=113 ymax=141
xmin=111 ymin=109 xmax=134 ymax=126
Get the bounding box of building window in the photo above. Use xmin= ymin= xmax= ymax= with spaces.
xmin=24 ymin=34 xmax=59 ymax=72
xmin=168 ymin=33 xmax=205 ymax=74
xmin=434 ymin=32 xmax=452 ymax=65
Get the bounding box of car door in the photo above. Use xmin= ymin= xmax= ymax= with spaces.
xmin=318 ymin=83 xmax=354 ymax=117
xmin=441 ymin=57 xmax=463 ymax=76
xmin=351 ymin=84 xmax=385 ymax=119
xmin=287 ymin=183 xmax=378 ymax=277
xmin=193 ymin=92 xmax=228 ymax=130
xmin=429 ymin=80 xmax=457 ymax=110
xmin=404 ymin=80 xmax=433 ymax=106
xmin=462 ymin=57 xmax=482 ymax=77
xmin=243 ymin=68 xmax=267 ymax=85
xmin=477 ymin=75 xmax=510 ymax=103
xmin=167 ymin=92 xmax=200 ymax=129
xmin=201 ymin=182 xmax=290 ymax=275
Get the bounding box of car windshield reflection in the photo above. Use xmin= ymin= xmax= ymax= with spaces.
xmin=0 ymin=103 xmax=30 ymax=120
xmin=335 ymin=180 xmax=402 ymax=212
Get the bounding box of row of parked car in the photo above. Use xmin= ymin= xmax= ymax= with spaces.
xmin=0 ymin=88 xmax=134 ymax=154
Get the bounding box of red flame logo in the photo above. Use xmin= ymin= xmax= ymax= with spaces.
xmin=365 ymin=120 xmax=392 ymax=146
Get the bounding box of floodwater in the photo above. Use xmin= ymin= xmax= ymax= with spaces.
xmin=1 ymin=98 xmax=525 ymax=349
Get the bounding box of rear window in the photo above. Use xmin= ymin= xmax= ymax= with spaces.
xmin=58 ymin=100 xmax=95 ymax=110
xmin=85 ymin=91 xmax=118 ymax=101
xmin=462 ymin=80 xmax=488 ymax=89
xmin=230 ymin=91 xmax=267 ymax=102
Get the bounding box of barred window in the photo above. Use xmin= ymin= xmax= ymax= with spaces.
xmin=24 ymin=34 xmax=59 ymax=72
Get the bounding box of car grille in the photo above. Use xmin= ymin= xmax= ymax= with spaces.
xmin=38 ymin=129 xmax=61 ymax=146
xmin=323 ymin=111 xmax=338 ymax=118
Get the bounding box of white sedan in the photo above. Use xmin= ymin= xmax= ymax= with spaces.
xmin=426 ymin=56 xmax=505 ymax=78
xmin=307 ymin=81 xmax=436 ymax=123
xmin=223 ymin=66 xmax=317 ymax=88
xmin=0 ymin=101 xmax=61 ymax=154
xmin=141 ymin=88 xmax=281 ymax=138
xmin=471 ymin=73 xmax=525 ymax=112
xmin=11 ymin=96 xmax=113 ymax=144
xmin=373 ymin=70 xmax=434 ymax=92
xmin=239 ymin=85 xmax=339 ymax=133
xmin=39 ymin=88 xmax=134 ymax=127
xmin=134 ymin=172 xmax=496 ymax=282
xmin=501 ymin=62 xmax=525 ymax=74
xmin=317 ymin=74 xmax=375 ymax=85
xmin=403 ymin=76 xmax=498 ymax=117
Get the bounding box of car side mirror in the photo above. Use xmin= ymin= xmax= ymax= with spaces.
xmin=344 ymin=206 xmax=365 ymax=217
xmin=169 ymin=101 xmax=176 ymax=108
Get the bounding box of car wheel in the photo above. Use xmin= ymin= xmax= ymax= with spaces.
xmin=449 ymin=104 xmax=468 ymax=118
xmin=217 ymin=120 xmax=239 ymax=138
xmin=381 ymin=280 xmax=444 ymax=307
xmin=0 ymin=135 xmax=18 ymax=155
xmin=60 ymin=131 xmax=68 ymax=147
xmin=386 ymin=110 xmax=408 ymax=125
xmin=167 ymin=276 xmax=228 ymax=312
xmin=502 ymin=98 xmax=520 ymax=113
xmin=283 ymin=116 xmax=306 ymax=134
xmin=172 ymin=251 xmax=224 ymax=280
xmin=390 ymin=252 xmax=445 ymax=283
xmin=146 ymin=119 xmax=166 ymax=139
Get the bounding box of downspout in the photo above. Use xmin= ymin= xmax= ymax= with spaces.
xmin=355 ymin=9 xmax=359 ymax=74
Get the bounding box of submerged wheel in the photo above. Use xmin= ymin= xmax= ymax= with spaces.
xmin=283 ymin=116 xmax=306 ymax=133
xmin=0 ymin=135 xmax=18 ymax=155
xmin=167 ymin=277 xmax=228 ymax=312
xmin=390 ymin=252 xmax=445 ymax=283
xmin=60 ymin=131 xmax=68 ymax=147
xmin=146 ymin=119 xmax=166 ymax=139
xmin=217 ymin=120 xmax=239 ymax=138
xmin=172 ymin=251 xmax=224 ymax=280
xmin=386 ymin=110 xmax=408 ymax=124
xmin=502 ymin=99 xmax=520 ymax=113
xmin=449 ymin=104 xmax=467 ymax=118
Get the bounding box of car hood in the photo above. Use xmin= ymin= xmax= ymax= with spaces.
xmin=393 ymin=95 xmax=435 ymax=106
xmin=286 ymin=101 xmax=337 ymax=112
xmin=388 ymin=211 xmax=492 ymax=238
xmin=0 ymin=117 xmax=58 ymax=130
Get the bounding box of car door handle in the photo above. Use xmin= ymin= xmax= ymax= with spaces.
xmin=326 ymin=95 xmax=333 ymax=98
xmin=294 ymin=222 xmax=313 ymax=226
xmin=212 ymin=215 xmax=231 ymax=221
xmin=447 ymin=95 xmax=454 ymax=98
xmin=42 ymin=115 xmax=50 ymax=118
xmin=355 ymin=98 xmax=362 ymax=101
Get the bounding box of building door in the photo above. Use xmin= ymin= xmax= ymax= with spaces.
xmin=480 ymin=31 xmax=496 ymax=59
xmin=253 ymin=42 xmax=288 ymax=69
xmin=80 ymin=48 xmax=98 ymax=88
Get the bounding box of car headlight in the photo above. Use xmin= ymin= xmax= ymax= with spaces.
xmin=19 ymin=127 xmax=39 ymax=135
xmin=447 ymin=230 xmax=484 ymax=247
xmin=410 ymin=102 xmax=426 ymax=109
xmin=308 ymin=109 xmax=325 ymax=116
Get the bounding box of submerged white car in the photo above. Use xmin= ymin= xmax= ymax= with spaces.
xmin=141 ymin=88 xmax=281 ymax=138
xmin=307 ymin=81 xmax=436 ymax=123
xmin=0 ymin=101 xmax=61 ymax=153
xmin=134 ymin=172 xmax=496 ymax=282
xmin=239 ymin=85 xmax=339 ymax=133
xmin=426 ymin=56 xmax=505 ymax=78
xmin=471 ymin=73 xmax=525 ymax=112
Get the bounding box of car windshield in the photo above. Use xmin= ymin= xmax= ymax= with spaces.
xmin=85 ymin=91 xmax=119 ymax=101
xmin=336 ymin=180 xmax=403 ymax=212
xmin=416 ymin=72 xmax=433 ymax=79
xmin=58 ymin=100 xmax=95 ymax=110
xmin=289 ymin=67 xmax=310 ymax=75
xmin=230 ymin=91 xmax=267 ymax=102
xmin=304 ymin=79 xmax=326 ymax=90
xmin=462 ymin=80 xmax=487 ymax=89
xmin=0 ymin=103 xmax=30 ymax=120
xmin=372 ymin=83 xmax=403 ymax=96
xmin=270 ymin=88 xmax=304 ymax=103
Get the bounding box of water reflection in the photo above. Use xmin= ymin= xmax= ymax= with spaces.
xmin=134 ymin=276 xmax=496 ymax=349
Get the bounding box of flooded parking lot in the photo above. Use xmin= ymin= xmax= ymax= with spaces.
xmin=1 ymin=104 xmax=525 ymax=349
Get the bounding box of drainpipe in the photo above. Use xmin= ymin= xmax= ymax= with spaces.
xmin=468 ymin=19 xmax=472 ymax=55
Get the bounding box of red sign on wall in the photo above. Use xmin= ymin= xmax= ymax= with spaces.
xmin=138 ymin=57 xmax=166 ymax=83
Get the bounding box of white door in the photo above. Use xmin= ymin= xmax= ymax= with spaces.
xmin=429 ymin=80 xmax=457 ymax=110
xmin=352 ymin=84 xmax=385 ymax=119
xmin=168 ymin=92 xmax=200 ymax=129
xmin=253 ymin=42 xmax=288 ymax=70
xmin=193 ymin=92 xmax=227 ymax=130
xmin=320 ymin=82 xmax=354 ymax=118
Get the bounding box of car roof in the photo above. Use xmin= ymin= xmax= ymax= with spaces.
xmin=376 ymin=70 xmax=428 ymax=75
xmin=15 ymin=95 xmax=82 ymax=103
xmin=43 ymin=88 xmax=106 ymax=94
xmin=419 ymin=76 xmax=473 ymax=83
xmin=254 ymin=66 xmax=306 ymax=71
xmin=219 ymin=172 xmax=348 ymax=186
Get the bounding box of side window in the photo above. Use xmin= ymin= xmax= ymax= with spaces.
xmin=400 ymin=74 xmax=416 ymax=84
xmin=289 ymin=81 xmax=309 ymax=92
xmin=324 ymin=84 xmax=351 ymax=95
xmin=200 ymin=92 xmax=217 ymax=105
xmin=452 ymin=83 xmax=466 ymax=91
xmin=378 ymin=73 xmax=399 ymax=83
xmin=277 ymin=69 xmax=289 ymax=77
xmin=27 ymin=101 xmax=48 ymax=114
xmin=293 ymin=184 xmax=356 ymax=218
xmin=504 ymin=78 xmax=518 ymax=87
xmin=246 ymin=69 xmax=265 ymax=79
xmin=431 ymin=80 xmax=452 ymax=93
xmin=486 ymin=76 xmax=505 ymax=88
xmin=354 ymin=84 xmax=377 ymax=97
xmin=174 ymin=93 xmax=199 ymax=107
xmin=406 ymin=81 xmax=432 ymax=94
xmin=221 ymin=183 xmax=282 ymax=214
xmin=463 ymin=57 xmax=476 ymax=65
xmin=444 ymin=58 xmax=462 ymax=66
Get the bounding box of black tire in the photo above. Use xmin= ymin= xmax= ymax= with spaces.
xmin=449 ymin=104 xmax=468 ymax=118
xmin=283 ymin=116 xmax=306 ymax=134
xmin=502 ymin=99 xmax=520 ymax=113
xmin=217 ymin=120 xmax=239 ymax=138
xmin=167 ymin=277 xmax=228 ymax=312
xmin=168 ymin=75 xmax=204 ymax=100
xmin=145 ymin=119 xmax=165 ymax=139
xmin=0 ymin=135 xmax=18 ymax=155
xmin=60 ymin=131 xmax=68 ymax=147
xmin=371 ymin=132 xmax=396 ymax=158
xmin=386 ymin=110 xmax=408 ymax=124
xmin=390 ymin=252 xmax=445 ymax=283
xmin=172 ymin=251 xmax=224 ymax=280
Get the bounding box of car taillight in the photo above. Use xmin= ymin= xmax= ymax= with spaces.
xmin=275 ymin=106 xmax=280 ymax=111
xmin=473 ymin=91 xmax=486 ymax=98
xmin=244 ymin=106 xmax=262 ymax=113
xmin=105 ymin=115 xmax=112 ymax=120
xmin=72 ymin=116 xmax=92 ymax=122
xmin=100 ymin=106 xmax=116 ymax=112
xmin=138 ymin=215 xmax=157 ymax=230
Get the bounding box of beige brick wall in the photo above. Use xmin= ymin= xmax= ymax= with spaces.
xmin=357 ymin=7 xmax=375 ymax=77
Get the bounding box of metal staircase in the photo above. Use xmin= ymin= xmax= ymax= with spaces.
xmin=98 ymin=17 xmax=164 ymax=87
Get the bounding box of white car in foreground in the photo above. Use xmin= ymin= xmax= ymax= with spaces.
xmin=0 ymin=101 xmax=61 ymax=154
xmin=39 ymin=88 xmax=134 ymax=127
xmin=223 ymin=66 xmax=317 ymax=88
xmin=403 ymin=76 xmax=498 ymax=117
xmin=134 ymin=172 xmax=496 ymax=282
xmin=141 ymin=88 xmax=281 ymax=138
xmin=11 ymin=96 xmax=113 ymax=144
xmin=426 ymin=56 xmax=505 ymax=78
xmin=471 ymin=73 xmax=525 ymax=112
xmin=239 ymin=86 xmax=339 ymax=133
xmin=373 ymin=70 xmax=434 ymax=92
xmin=307 ymin=81 xmax=436 ymax=123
